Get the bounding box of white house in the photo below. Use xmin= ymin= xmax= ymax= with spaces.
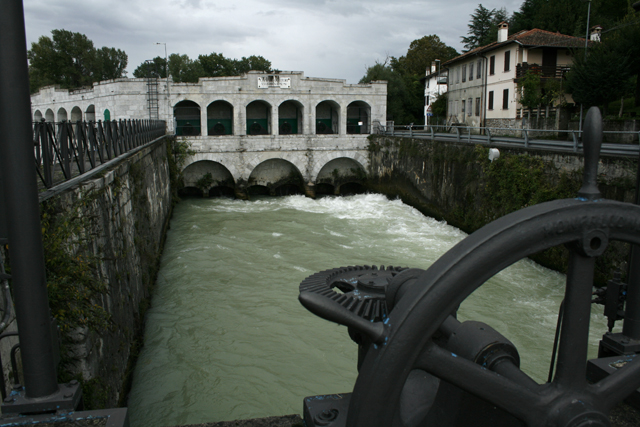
xmin=423 ymin=61 xmax=448 ymax=125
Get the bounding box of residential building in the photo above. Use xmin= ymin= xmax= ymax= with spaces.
xmin=442 ymin=22 xmax=588 ymax=130
xmin=423 ymin=61 xmax=448 ymax=125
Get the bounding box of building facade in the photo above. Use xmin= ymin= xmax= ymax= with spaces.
xmin=423 ymin=62 xmax=448 ymax=126
xmin=443 ymin=22 xmax=587 ymax=130
xmin=30 ymin=71 xmax=387 ymax=137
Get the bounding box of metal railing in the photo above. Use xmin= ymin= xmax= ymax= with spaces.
xmin=33 ymin=119 xmax=166 ymax=189
xmin=379 ymin=124 xmax=640 ymax=157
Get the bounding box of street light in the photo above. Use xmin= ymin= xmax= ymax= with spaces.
xmin=578 ymin=0 xmax=592 ymax=135
xmin=155 ymin=42 xmax=168 ymax=78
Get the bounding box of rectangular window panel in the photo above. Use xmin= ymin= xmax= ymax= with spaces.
xmin=488 ymin=91 xmax=494 ymax=110
xmin=468 ymin=98 xmax=473 ymax=116
xmin=462 ymin=65 xmax=466 ymax=82
xmin=477 ymin=59 xmax=482 ymax=79
xmin=490 ymin=56 xmax=495 ymax=75
xmin=504 ymin=50 xmax=510 ymax=72
xmin=475 ymin=98 xmax=481 ymax=116
xmin=469 ymin=63 xmax=474 ymax=81
xmin=503 ymin=88 xmax=509 ymax=109
xmin=462 ymin=100 xmax=465 ymax=114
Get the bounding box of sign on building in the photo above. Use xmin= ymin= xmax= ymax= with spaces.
xmin=258 ymin=75 xmax=291 ymax=89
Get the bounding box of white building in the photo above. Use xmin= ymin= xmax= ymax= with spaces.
xmin=30 ymin=71 xmax=387 ymax=137
xmin=423 ymin=61 xmax=448 ymax=126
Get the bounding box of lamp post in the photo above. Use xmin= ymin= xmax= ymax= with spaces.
xmin=578 ymin=0 xmax=592 ymax=135
xmin=156 ymin=42 xmax=170 ymax=126
xmin=155 ymin=42 xmax=168 ymax=78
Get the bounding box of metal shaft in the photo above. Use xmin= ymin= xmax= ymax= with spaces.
xmin=0 ymin=0 xmax=59 ymax=398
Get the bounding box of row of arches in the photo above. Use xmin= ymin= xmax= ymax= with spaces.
xmin=180 ymin=157 xmax=367 ymax=198
xmin=174 ymin=99 xmax=371 ymax=136
xmin=33 ymin=105 xmax=111 ymax=123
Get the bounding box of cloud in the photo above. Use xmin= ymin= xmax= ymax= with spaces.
xmin=23 ymin=0 xmax=524 ymax=83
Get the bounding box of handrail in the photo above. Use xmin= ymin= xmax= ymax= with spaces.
xmin=376 ymin=124 xmax=640 ymax=157
xmin=33 ymin=119 xmax=166 ymax=189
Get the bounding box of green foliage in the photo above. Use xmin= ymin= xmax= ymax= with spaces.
xmin=461 ymin=4 xmax=508 ymax=51
xmin=28 ymin=29 xmax=127 ymax=93
xmin=431 ymin=92 xmax=448 ymax=118
xmin=517 ymin=70 xmax=542 ymax=111
xmin=196 ymin=173 xmax=214 ymax=191
xmin=360 ymin=35 xmax=457 ymax=124
xmin=133 ymin=52 xmax=272 ymax=83
xmin=41 ymin=198 xmax=111 ymax=335
xmin=167 ymin=136 xmax=194 ymax=204
xmin=133 ymin=56 xmax=167 ymax=78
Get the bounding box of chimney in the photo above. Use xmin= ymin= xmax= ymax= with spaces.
xmin=590 ymin=25 xmax=603 ymax=42
xmin=498 ymin=21 xmax=509 ymax=43
xmin=431 ymin=61 xmax=436 ymax=74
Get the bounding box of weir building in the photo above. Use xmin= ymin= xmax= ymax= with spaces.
xmin=30 ymin=71 xmax=387 ymax=198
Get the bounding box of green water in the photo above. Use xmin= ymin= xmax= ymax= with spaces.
xmin=128 ymin=194 xmax=611 ymax=427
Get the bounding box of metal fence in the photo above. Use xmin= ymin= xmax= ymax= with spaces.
xmin=379 ymin=124 xmax=640 ymax=157
xmin=33 ymin=119 xmax=166 ymax=189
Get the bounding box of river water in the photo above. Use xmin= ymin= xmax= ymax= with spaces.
xmin=128 ymin=194 xmax=611 ymax=427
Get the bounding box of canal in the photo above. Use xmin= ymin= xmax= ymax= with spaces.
xmin=127 ymin=194 xmax=611 ymax=427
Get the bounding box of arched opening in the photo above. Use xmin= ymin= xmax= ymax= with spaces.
xmin=278 ymin=100 xmax=303 ymax=135
xmin=316 ymin=100 xmax=340 ymax=134
xmin=86 ymin=105 xmax=96 ymax=122
xmin=316 ymin=158 xmax=366 ymax=195
xmin=181 ymin=160 xmax=235 ymax=197
xmin=247 ymin=159 xmax=303 ymax=196
xmin=34 ymin=110 xmax=43 ymax=122
xmin=246 ymin=100 xmax=271 ymax=135
xmin=57 ymin=108 xmax=68 ymax=122
xmin=174 ymin=100 xmax=201 ymax=136
xmin=179 ymin=187 xmax=204 ymax=198
xmin=104 ymin=109 xmax=111 ymax=121
xmin=347 ymin=101 xmax=371 ymax=134
xmin=45 ymin=109 xmax=55 ymax=122
xmin=71 ymin=106 xmax=83 ymax=122
xmin=207 ymin=100 xmax=233 ymax=135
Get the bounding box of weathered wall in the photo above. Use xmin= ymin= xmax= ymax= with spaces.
xmin=39 ymin=136 xmax=171 ymax=408
xmin=366 ymin=134 xmax=637 ymax=283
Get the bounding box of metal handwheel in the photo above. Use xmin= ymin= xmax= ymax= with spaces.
xmin=299 ymin=108 xmax=640 ymax=427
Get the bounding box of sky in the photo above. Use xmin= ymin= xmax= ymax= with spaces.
xmin=23 ymin=0 xmax=524 ymax=84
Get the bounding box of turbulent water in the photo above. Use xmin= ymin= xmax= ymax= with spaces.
xmin=128 ymin=194 xmax=611 ymax=427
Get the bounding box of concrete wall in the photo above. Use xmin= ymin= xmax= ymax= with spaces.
xmin=39 ymin=137 xmax=171 ymax=407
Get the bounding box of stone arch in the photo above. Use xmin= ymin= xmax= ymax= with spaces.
xmin=311 ymin=151 xmax=368 ymax=181
xmin=315 ymin=157 xmax=367 ymax=195
xmin=247 ymin=158 xmax=304 ymax=196
xmin=86 ymin=105 xmax=96 ymax=122
xmin=182 ymin=153 xmax=241 ymax=183
xmin=71 ymin=106 xmax=83 ymax=122
xmin=182 ymin=160 xmax=235 ymax=197
xmin=174 ymin=100 xmax=201 ymax=136
xmin=278 ymin=100 xmax=304 ymax=135
xmin=34 ymin=110 xmax=43 ymax=122
xmin=316 ymin=100 xmax=340 ymax=134
xmin=246 ymin=100 xmax=271 ymax=135
xmin=347 ymin=100 xmax=371 ymax=134
xmin=206 ymin=100 xmax=233 ymax=135
xmin=57 ymin=108 xmax=68 ymax=122
xmin=45 ymin=109 xmax=54 ymax=122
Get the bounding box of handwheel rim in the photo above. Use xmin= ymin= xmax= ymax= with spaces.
xmin=348 ymin=198 xmax=640 ymax=427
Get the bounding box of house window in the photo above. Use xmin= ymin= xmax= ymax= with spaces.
xmin=468 ymin=98 xmax=473 ymax=116
xmin=475 ymin=98 xmax=481 ymax=116
xmin=488 ymin=91 xmax=494 ymax=110
xmin=462 ymin=65 xmax=466 ymax=82
xmin=490 ymin=56 xmax=495 ymax=75
xmin=504 ymin=50 xmax=511 ymax=72
xmin=461 ymin=99 xmax=465 ymax=115
xmin=456 ymin=67 xmax=460 ymax=84
xmin=477 ymin=59 xmax=482 ymax=79
xmin=503 ymin=88 xmax=509 ymax=109
xmin=469 ymin=63 xmax=474 ymax=81
xmin=454 ymin=100 xmax=458 ymax=114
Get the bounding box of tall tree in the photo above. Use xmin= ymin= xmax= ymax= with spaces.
xmin=461 ymin=4 xmax=497 ymax=51
xmin=28 ymin=29 xmax=128 ymax=93
xmin=168 ymin=54 xmax=204 ymax=83
xmin=393 ymin=35 xmax=458 ymax=77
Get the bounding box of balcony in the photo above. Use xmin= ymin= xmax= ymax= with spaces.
xmin=516 ymin=63 xmax=570 ymax=80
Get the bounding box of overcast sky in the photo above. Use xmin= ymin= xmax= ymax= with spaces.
xmin=23 ymin=0 xmax=524 ymax=84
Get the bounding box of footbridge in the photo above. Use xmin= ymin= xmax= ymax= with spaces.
xmin=181 ymin=134 xmax=370 ymax=198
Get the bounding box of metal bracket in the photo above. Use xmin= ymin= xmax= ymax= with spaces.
xmin=1 ymin=381 xmax=82 ymax=415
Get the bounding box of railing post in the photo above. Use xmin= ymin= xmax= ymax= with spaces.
xmin=455 ymin=126 xmax=461 ymax=143
xmin=572 ymin=131 xmax=578 ymax=152
xmin=486 ymin=128 xmax=492 ymax=144
xmin=523 ymin=129 xmax=529 ymax=148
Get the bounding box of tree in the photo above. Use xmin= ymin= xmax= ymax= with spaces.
xmin=393 ymin=35 xmax=458 ymax=77
xmin=28 ymin=29 xmax=128 ymax=93
xmin=168 ymin=54 xmax=204 ymax=83
xmin=461 ymin=4 xmax=498 ymax=51
xmin=360 ymin=60 xmax=416 ymax=124
xmin=133 ymin=56 xmax=167 ymax=78
xmin=565 ymin=43 xmax=632 ymax=115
